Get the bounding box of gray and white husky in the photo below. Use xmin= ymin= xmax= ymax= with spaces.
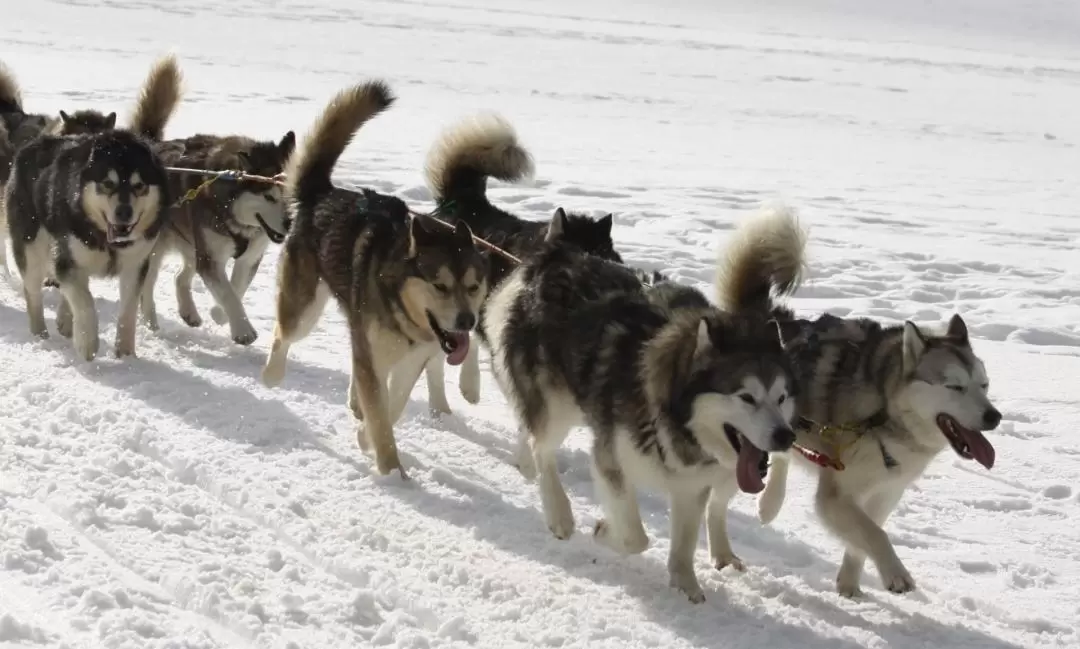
xmin=756 ymin=309 xmax=1001 ymax=597
xmin=479 ymin=206 xmax=806 ymax=602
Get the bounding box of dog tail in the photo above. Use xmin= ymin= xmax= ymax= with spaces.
xmin=423 ymin=113 xmax=534 ymax=205
xmin=128 ymin=54 xmax=183 ymax=141
xmin=757 ymin=453 xmax=789 ymax=524
xmin=0 ymin=61 xmax=24 ymax=114
xmin=715 ymin=202 xmax=807 ymax=316
xmin=284 ymin=80 xmax=395 ymax=209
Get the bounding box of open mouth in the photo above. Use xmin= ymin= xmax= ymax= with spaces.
xmin=255 ymin=214 xmax=286 ymax=244
xmin=427 ymin=311 xmax=470 ymax=366
xmin=723 ymin=423 xmax=768 ymax=494
xmin=105 ymin=220 xmax=138 ymax=246
xmin=936 ymin=414 xmax=995 ymax=469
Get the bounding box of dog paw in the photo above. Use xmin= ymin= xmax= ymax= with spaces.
xmin=261 ymin=358 xmax=286 ymax=387
xmin=373 ymin=447 xmax=403 ymax=477
xmin=837 ymin=581 xmax=863 ymax=598
xmin=42 ymin=278 xmax=59 ymax=289
xmin=355 ymin=424 xmax=371 ymax=452
xmin=210 ymin=305 xmax=228 ymax=326
xmin=669 ymin=570 xmax=706 ymax=604
xmin=180 ymin=309 xmax=202 ymax=328
xmin=56 ymin=314 xmax=73 ymax=339
xmin=73 ymin=332 xmax=100 ymax=362
xmin=593 ymin=519 xmax=649 ymax=555
xmin=713 ymin=553 xmax=746 ymax=572
xmin=232 ymin=325 xmax=258 ymax=346
xmin=141 ymin=313 xmax=160 ymax=332
xmin=459 ymin=378 xmax=481 ymax=405
xmin=883 ymin=571 xmax=916 ymax=594
xmin=546 ymin=502 xmax=576 ymax=540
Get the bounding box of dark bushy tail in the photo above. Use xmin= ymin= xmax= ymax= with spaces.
xmin=0 ymin=61 xmax=23 ymax=114
xmin=423 ymin=113 xmax=534 ymax=204
xmin=714 ymin=203 xmax=807 ymax=315
xmin=284 ymin=80 xmax=395 ymax=209
xmin=128 ymin=54 xmax=183 ymax=141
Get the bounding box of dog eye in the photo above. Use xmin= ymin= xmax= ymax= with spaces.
xmin=947 ymin=385 xmax=964 ymax=393
xmin=739 ymin=394 xmax=756 ymax=406
xmin=131 ymin=182 xmax=146 ymax=194
xmin=101 ymin=180 xmax=116 ymax=192
xmin=433 ymin=283 xmax=450 ymax=294
xmin=467 ymin=284 xmax=480 ymax=295
xmin=777 ymin=394 xmax=786 ymax=405
xmin=980 ymin=383 xmax=989 ymax=390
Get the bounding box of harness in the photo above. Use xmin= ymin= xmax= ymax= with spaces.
xmin=795 ymin=410 xmax=898 ymax=471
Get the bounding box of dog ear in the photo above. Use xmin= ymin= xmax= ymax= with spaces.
xmin=236 ymin=151 xmax=252 ymax=171
xmin=453 ymin=219 xmax=475 ymax=249
xmin=278 ymin=131 xmax=297 ymax=160
xmin=104 ymin=112 xmax=117 ymax=129
xmin=59 ymin=110 xmax=71 ymax=124
xmin=597 ymin=213 xmax=613 ymax=238
xmin=695 ymin=317 xmax=714 ymax=355
xmin=408 ymin=216 xmax=438 ymax=257
xmin=902 ymin=321 xmax=927 ymax=373
xmin=945 ymin=313 xmax=969 ymax=345
xmin=545 ymin=208 xmax=568 ymax=243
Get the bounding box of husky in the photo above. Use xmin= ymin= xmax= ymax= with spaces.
xmin=416 ymin=114 xmax=624 ymax=414
xmin=138 ymin=129 xmax=296 ymax=344
xmin=260 ymin=81 xmax=489 ymax=478
xmin=754 ymin=307 xmax=1002 ymax=597
xmin=2 ymin=55 xmax=181 ymax=360
xmin=479 ymin=207 xmax=805 ymax=602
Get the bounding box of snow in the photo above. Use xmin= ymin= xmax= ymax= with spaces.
xmin=2 ymin=0 xmax=1080 ymax=647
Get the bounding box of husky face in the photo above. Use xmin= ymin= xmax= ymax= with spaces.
xmin=545 ymin=207 xmax=622 ymax=263
xmin=81 ymin=138 xmax=166 ymax=247
xmin=404 ymin=217 xmax=489 ymax=367
xmin=57 ymin=109 xmax=117 ymax=136
xmin=231 ymin=185 xmax=287 ymax=243
xmin=896 ymin=314 xmax=1000 ymax=469
xmin=681 ymin=318 xmax=797 ymax=494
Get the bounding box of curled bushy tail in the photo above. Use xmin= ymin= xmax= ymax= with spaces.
xmin=423 ymin=113 xmax=534 ymax=204
xmin=715 ymin=203 xmax=807 ymax=315
xmin=284 ymin=80 xmax=395 ymax=208
xmin=128 ymin=54 xmax=183 ymax=141
xmin=0 ymin=61 xmax=23 ymax=114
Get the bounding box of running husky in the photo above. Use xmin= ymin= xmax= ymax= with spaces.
xmin=480 ymin=207 xmax=805 ymax=602
xmin=260 ymin=81 xmax=489 ymax=478
xmin=3 ymin=55 xmax=181 ymax=360
xmin=754 ymin=307 xmax=1002 ymax=597
xmin=139 ymin=128 xmax=296 ymax=344
xmin=416 ymin=114 xmax=624 ymax=413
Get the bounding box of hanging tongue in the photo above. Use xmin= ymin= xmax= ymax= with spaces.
xmin=735 ymin=440 xmax=765 ymax=493
xmin=959 ymin=427 xmax=996 ymax=470
xmin=445 ymin=333 xmax=470 ymax=366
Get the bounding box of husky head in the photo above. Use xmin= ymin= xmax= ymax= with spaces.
xmin=667 ymin=314 xmax=797 ymax=494
xmin=896 ymin=314 xmax=1000 ymax=469
xmin=229 ymin=132 xmax=296 ymax=243
xmin=406 ymin=217 xmax=489 ymax=366
xmin=545 ymin=207 xmax=622 ymax=263
xmin=80 ymin=131 xmax=168 ymax=246
xmin=55 ymin=109 xmax=117 ymax=136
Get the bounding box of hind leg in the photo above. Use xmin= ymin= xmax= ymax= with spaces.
xmin=591 ymin=436 xmax=649 ymax=555
xmin=261 ymin=245 xmax=328 ymax=387
xmin=529 ymin=402 xmax=577 ymax=539
xmin=56 ymin=296 xmax=73 ymax=338
xmin=706 ymin=476 xmax=745 ymax=571
xmin=17 ymin=238 xmax=50 ymax=339
xmin=422 ymin=353 xmax=452 ymax=415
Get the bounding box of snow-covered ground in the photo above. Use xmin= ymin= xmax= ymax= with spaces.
xmin=2 ymin=0 xmax=1080 ymax=647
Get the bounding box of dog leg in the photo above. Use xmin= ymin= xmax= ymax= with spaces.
xmin=198 ymin=259 xmax=257 ymax=345
xmin=458 ymin=341 xmax=481 ymax=404
xmin=706 ymin=476 xmax=745 ymax=572
xmin=114 ymin=261 xmax=145 ymax=358
xmin=757 ymin=453 xmax=789 ymax=524
xmin=515 ymin=428 xmax=537 ymax=480
xmin=211 ymin=254 xmax=261 ymax=325
xmin=423 ymin=353 xmax=452 ymax=415
xmin=262 ymin=246 xmax=327 ymax=387
xmin=816 ymin=476 xmax=913 ymax=597
xmin=348 ymin=316 xmax=404 ymax=477
xmin=387 ymin=347 xmax=432 ymax=425
xmin=590 ymin=439 xmax=649 ymax=555
xmin=139 ymin=246 xmax=165 ymax=331
xmin=668 ymin=487 xmax=711 ymax=603
xmin=19 ymin=241 xmax=48 ymax=339
xmin=836 ymin=487 xmax=906 ymax=597
xmin=55 ymin=297 xmax=73 ymax=338
xmin=57 ymin=273 xmax=99 ymax=361
xmin=529 ymin=405 xmax=575 ymax=539
xmin=174 ymin=253 xmax=202 ymax=327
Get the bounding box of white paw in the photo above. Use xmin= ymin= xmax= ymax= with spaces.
xmin=261 ymin=356 xmax=286 ymax=387
xmin=231 ymin=321 xmax=258 ymax=346
xmin=210 ymin=305 xmax=228 ymax=325
xmin=669 ymin=569 xmax=706 ymax=604
xmin=882 ymin=568 xmax=916 ymax=595
xmin=73 ymin=330 xmax=100 ymax=362
xmin=593 ymin=519 xmax=649 ymax=555
xmin=713 ymin=553 xmax=746 ymax=572
xmin=180 ymin=306 xmax=202 ymax=328
xmin=459 ymin=376 xmax=481 ymax=404
xmin=545 ymin=499 xmax=575 ymax=540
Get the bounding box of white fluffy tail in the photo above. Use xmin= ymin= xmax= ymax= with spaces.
xmin=757 ymin=453 xmax=790 ymax=524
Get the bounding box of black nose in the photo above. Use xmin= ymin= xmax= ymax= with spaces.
xmin=982 ymin=407 xmax=1002 ymax=430
xmin=454 ymin=312 xmax=476 ymax=331
xmin=772 ymin=426 xmax=796 ymax=450
xmin=115 ymin=203 xmax=134 ymax=222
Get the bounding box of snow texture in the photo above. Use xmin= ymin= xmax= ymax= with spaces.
xmin=2 ymin=0 xmax=1080 ymax=647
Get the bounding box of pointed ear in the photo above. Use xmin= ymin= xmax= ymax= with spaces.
xmin=545 ymin=207 xmax=567 ymax=242
xmin=695 ymin=318 xmax=713 ymax=355
xmin=236 ymin=151 xmax=252 ymax=171
xmin=453 ymin=219 xmax=475 ymax=249
xmin=409 ymin=216 xmax=437 ymax=257
xmin=597 ymin=213 xmax=613 ymax=237
xmin=59 ymin=110 xmax=71 ymax=123
xmin=903 ymin=321 xmax=927 ymax=373
xmin=772 ymin=319 xmax=803 ymax=349
xmin=278 ymin=131 xmax=296 ymax=159
xmin=946 ymin=313 xmax=969 ymax=345
xmin=105 ymin=112 xmax=117 ymax=129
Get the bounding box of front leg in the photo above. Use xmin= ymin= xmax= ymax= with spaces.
xmin=349 ymin=314 xmax=405 ymax=477
xmin=668 ymin=488 xmax=711 ymax=603
xmin=423 ymin=352 xmax=452 ymax=415
xmin=835 ymin=487 xmax=907 ymax=597
xmin=458 ymin=340 xmax=481 ymax=404
xmin=139 ymin=244 xmax=166 ymax=331
xmin=114 ymin=260 xmax=147 ymax=357
xmin=56 ymin=272 xmax=99 ymax=362
xmin=197 ymin=255 xmax=258 ymax=345
xmin=706 ymin=477 xmax=745 ymax=572
xmin=387 ymin=347 xmax=434 ymax=425
xmin=211 ymin=254 xmax=262 ymax=325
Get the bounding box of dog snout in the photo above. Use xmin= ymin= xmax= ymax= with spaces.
xmin=114 ymin=203 xmax=134 ymax=223
xmin=771 ymin=426 xmax=796 ymax=451
xmin=454 ymin=312 xmax=477 ymax=331
xmin=981 ymin=407 xmax=1002 ymax=430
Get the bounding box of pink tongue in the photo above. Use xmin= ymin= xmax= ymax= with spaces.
xmin=445 ymin=333 xmax=470 ymax=366
xmin=735 ymin=441 xmax=765 ymax=494
xmin=960 ymin=428 xmax=996 ymax=470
